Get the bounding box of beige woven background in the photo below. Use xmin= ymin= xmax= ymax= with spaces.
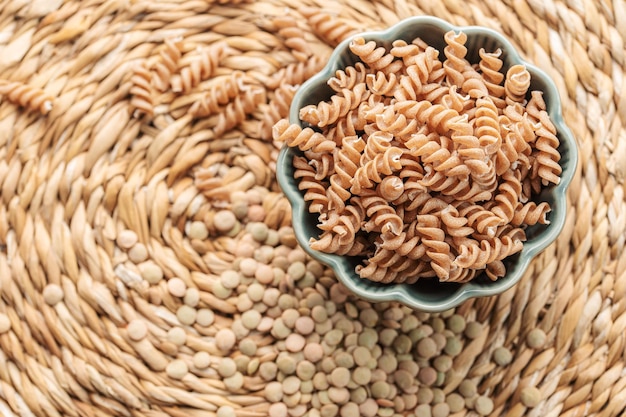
xmin=0 ymin=0 xmax=625 ymax=416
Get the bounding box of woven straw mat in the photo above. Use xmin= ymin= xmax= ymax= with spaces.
xmin=0 ymin=0 xmax=625 ymax=416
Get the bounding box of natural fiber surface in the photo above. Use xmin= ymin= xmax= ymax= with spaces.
xmin=0 ymin=0 xmax=625 ymax=416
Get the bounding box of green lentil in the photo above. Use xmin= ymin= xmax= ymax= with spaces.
xmin=493 ymin=346 xmax=513 ymax=366
xmin=287 ymin=261 xmax=306 ymax=280
xmin=216 ymin=405 xmax=235 ymax=417
xmin=248 ymin=222 xmax=269 ymax=242
xmin=233 ymin=355 xmax=250 ymax=373
xmin=324 ymin=329 xmax=344 ymax=346
xmin=393 ymin=369 xmax=414 ymax=391
xmin=446 ymin=315 xmax=466 ymax=334
xmin=320 ymin=357 xmax=337 ymax=374
xmin=223 ymin=372 xmax=244 ymax=390
xmin=527 ymin=328 xmax=547 ymax=349
xmin=393 ymin=334 xmax=413 ymax=354
xmin=311 ymin=305 xmax=328 ymax=323
xmin=417 ymin=387 xmax=434 ymax=404
xmin=352 ymin=346 xmax=372 ymax=367
xmin=464 ymin=321 xmax=482 ymax=339
xmin=415 ymin=404 xmax=432 ymax=417
xmin=400 ymin=315 xmax=419 ymax=332
xmin=432 ymin=402 xmax=450 ymax=417
xmin=276 ymin=355 xmax=296 ymax=375
xmin=282 ymin=376 xmax=301 ymax=395
xmin=350 ymin=386 xmax=368 ymax=404
xmin=220 ymin=270 xmax=240 ymax=289
xmin=247 ymin=358 xmax=259 ymax=375
xmin=212 ymin=281 xmax=232 ymax=299
xmin=320 ymin=403 xmax=339 ymax=417
xmin=351 ymin=366 xmax=371 ymax=385
xmin=313 ymin=372 xmax=330 ymax=390
xmin=371 ymin=381 xmax=390 ymax=399
xmin=474 ymin=396 xmax=494 ymax=415
xmin=339 ymin=402 xmax=360 ymax=417
xmin=417 ymin=337 xmax=438 ymax=359
xmin=265 ymin=381 xmax=283 ymax=402
xmin=444 ymin=337 xmax=462 ymax=356
xmin=433 ymin=355 xmax=452 ymax=372
xmin=459 ymin=380 xmax=477 ymax=398
xmin=218 ymin=358 xmax=237 ymax=378
xmin=418 ymin=366 xmax=437 ymax=386
xmin=520 ymin=386 xmax=541 ymax=408
xmin=357 ymin=329 xmax=378 ymax=349
xmin=378 ymin=354 xmax=398 ymax=374
xmin=445 ymin=393 xmax=465 ymax=413
xmin=431 ymin=317 xmax=445 ymax=333
xmin=431 ymin=388 xmax=445 ymax=404
xmin=359 ymin=309 xmax=379 ymax=327
xmin=334 ymin=351 xmax=354 ymax=368
xmin=379 ymin=328 xmax=398 ymax=347
xmin=330 ymin=367 xmax=351 ymax=388
xmin=301 ymin=380 xmax=313 ymax=394
xmin=296 ymin=360 xmax=316 ymax=381
xmin=238 ymin=338 xmax=257 ymax=356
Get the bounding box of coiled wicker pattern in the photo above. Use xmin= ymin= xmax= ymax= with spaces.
xmin=0 ymin=0 xmax=624 ymax=416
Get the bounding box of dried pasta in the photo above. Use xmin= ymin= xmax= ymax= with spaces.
xmin=274 ymin=29 xmax=563 ymax=284
xmin=0 ymin=80 xmax=54 ymax=115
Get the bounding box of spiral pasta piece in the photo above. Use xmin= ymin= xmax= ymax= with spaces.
xmin=490 ymin=170 xmax=522 ymax=222
xmin=394 ymin=47 xmax=441 ymax=101
xmin=349 ymin=37 xmax=403 ymax=74
xmin=527 ymin=92 xmax=562 ymax=185
xmin=0 ymin=80 xmax=54 ymax=115
xmin=474 ymin=97 xmax=503 ymax=155
xmin=504 ymin=64 xmax=531 ymax=104
xmin=366 ymin=71 xmax=397 ymax=97
xmin=259 ymin=83 xmax=299 ymax=139
xmin=310 ymin=230 xmax=366 ymax=256
xmin=351 ymin=147 xmax=403 ymax=194
xmin=443 ymin=31 xmax=469 ymax=87
xmin=273 ymin=119 xmax=336 ymax=153
xmin=189 ymin=71 xmax=245 ymax=117
xmin=416 ymin=214 xmax=452 ymax=280
xmin=328 ymin=62 xmax=368 ymax=92
xmin=293 ymin=156 xmax=329 ymax=214
xmin=171 ymin=43 xmax=230 ymax=93
xmin=272 ymin=15 xmax=312 ymax=62
xmin=361 ymin=193 xmax=404 ymax=235
xmin=511 ymin=201 xmax=551 ymax=226
xmin=454 ymin=235 xmax=523 ymax=269
xmin=300 ymin=7 xmax=362 ymax=47
xmin=394 ymin=100 xmax=462 ymax=135
xmin=153 ymin=38 xmax=183 ymax=92
xmin=479 ymin=48 xmax=506 ymax=107
xmin=299 ymin=83 xmax=369 ymax=127
xmin=129 ymin=62 xmax=154 ymax=118
xmin=213 ymin=87 xmax=266 ymax=136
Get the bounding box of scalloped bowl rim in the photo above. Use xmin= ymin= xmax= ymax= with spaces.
xmin=277 ymin=16 xmax=578 ymax=312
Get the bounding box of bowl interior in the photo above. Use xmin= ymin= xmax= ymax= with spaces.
xmin=278 ymin=17 xmax=578 ymax=312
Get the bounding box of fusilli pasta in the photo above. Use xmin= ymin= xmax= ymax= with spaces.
xmin=274 ymin=29 xmax=563 ymax=285
xmin=0 ymin=80 xmax=54 ymax=115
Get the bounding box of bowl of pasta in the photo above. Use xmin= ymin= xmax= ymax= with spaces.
xmin=275 ymin=16 xmax=577 ymax=312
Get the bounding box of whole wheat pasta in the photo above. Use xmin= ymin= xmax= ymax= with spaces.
xmin=274 ymin=29 xmax=563 ymax=284
xmin=153 ymin=38 xmax=184 ymax=92
xmin=0 ymin=80 xmax=54 ymax=115
xmin=129 ymin=62 xmax=154 ymax=118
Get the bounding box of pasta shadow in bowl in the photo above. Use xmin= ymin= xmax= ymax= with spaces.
xmin=276 ymin=16 xmax=578 ymax=312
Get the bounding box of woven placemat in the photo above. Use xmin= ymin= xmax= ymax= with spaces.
xmin=0 ymin=0 xmax=624 ymax=416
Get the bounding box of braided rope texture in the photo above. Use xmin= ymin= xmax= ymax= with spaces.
xmin=0 ymin=0 xmax=625 ymax=416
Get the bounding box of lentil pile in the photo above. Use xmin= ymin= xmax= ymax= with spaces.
xmin=0 ymin=1 xmax=623 ymax=417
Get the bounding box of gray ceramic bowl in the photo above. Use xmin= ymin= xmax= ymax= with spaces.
xmin=276 ymin=16 xmax=577 ymax=312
